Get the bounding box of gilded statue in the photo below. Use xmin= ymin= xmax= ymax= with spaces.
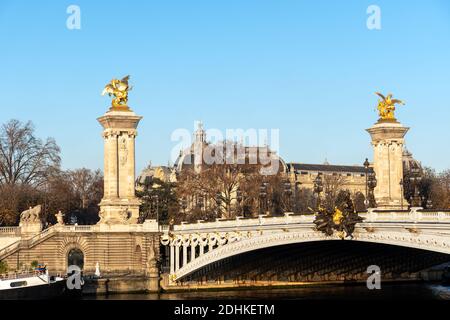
xmin=375 ymin=92 xmax=405 ymax=121
xmin=313 ymin=199 xmax=364 ymax=240
xmin=332 ymin=208 xmax=344 ymax=225
xmin=102 ymin=75 xmax=132 ymax=109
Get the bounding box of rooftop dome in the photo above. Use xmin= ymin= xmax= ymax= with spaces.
xmin=136 ymin=164 xmax=175 ymax=186
xmin=402 ymin=148 xmax=422 ymax=172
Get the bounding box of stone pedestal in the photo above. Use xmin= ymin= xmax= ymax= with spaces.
xmin=19 ymin=222 xmax=42 ymax=238
xmin=146 ymin=263 xmax=160 ymax=292
xmin=19 ymin=205 xmax=43 ymax=238
xmin=367 ymin=120 xmax=409 ymax=209
xmin=98 ymin=107 xmax=142 ymax=224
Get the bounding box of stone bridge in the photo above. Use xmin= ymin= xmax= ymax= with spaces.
xmin=161 ymin=209 xmax=450 ymax=282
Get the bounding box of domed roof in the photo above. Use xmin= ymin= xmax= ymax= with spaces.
xmin=174 ymin=150 xmax=195 ymax=172
xmin=402 ymin=148 xmax=422 ymax=172
xmin=136 ymin=164 xmax=175 ymax=186
xmin=172 ymin=123 xmax=288 ymax=174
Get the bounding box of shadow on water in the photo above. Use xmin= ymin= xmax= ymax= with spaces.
xmin=82 ymin=283 xmax=450 ymax=300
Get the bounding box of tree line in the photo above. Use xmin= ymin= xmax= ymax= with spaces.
xmin=137 ymin=161 xmax=450 ymax=225
xmin=0 ymin=120 xmax=103 ymax=226
xmin=138 ymin=163 xmax=369 ymax=225
xmin=2 ymin=119 xmax=449 ymax=227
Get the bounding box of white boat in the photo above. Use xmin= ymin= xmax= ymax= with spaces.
xmin=0 ymin=268 xmax=66 ymax=300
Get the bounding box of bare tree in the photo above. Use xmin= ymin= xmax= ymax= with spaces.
xmin=0 ymin=120 xmax=60 ymax=225
xmin=0 ymin=184 xmax=21 ymax=225
xmin=202 ymin=163 xmax=254 ymax=219
xmin=0 ymin=120 xmax=60 ymax=187
xmin=68 ymin=168 xmax=103 ymax=209
xmin=322 ymin=174 xmax=347 ymax=210
xmin=428 ymin=169 xmax=450 ymax=209
xmin=176 ymin=161 xmax=287 ymax=220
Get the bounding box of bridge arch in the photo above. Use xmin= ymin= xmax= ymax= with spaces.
xmin=59 ymin=236 xmax=90 ymax=272
xmin=173 ymin=229 xmax=450 ymax=281
xmin=67 ymin=247 xmax=84 ymax=270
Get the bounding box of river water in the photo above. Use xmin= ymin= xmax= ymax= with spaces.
xmin=83 ymin=283 xmax=450 ymax=300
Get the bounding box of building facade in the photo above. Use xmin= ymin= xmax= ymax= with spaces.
xmin=138 ymin=123 xmax=422 ymax=208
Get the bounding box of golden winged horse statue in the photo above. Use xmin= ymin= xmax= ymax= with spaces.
xmin=102 ymin=75 xmax=132 ymax=109
xmin=375 ymin=92 xmax=405 ymax=121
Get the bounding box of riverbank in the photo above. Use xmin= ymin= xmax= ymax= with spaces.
xmin=83 ymin=275 xmax=157 ymax=295
xmin=78 ymin=266 xmax=447 ymax=296
xmin=159 ymin=268 xmax=447 ymax=293
xmin=80 ymin=275 xmax=445 ymax=296
xmin=81 ymin=283 xmax=450 ymax=300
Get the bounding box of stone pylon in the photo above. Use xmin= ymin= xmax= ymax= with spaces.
xmin=367 ymin=119 xmax=409 ymax=210
xmin=98 ymin=107 xmax=142 ymax=224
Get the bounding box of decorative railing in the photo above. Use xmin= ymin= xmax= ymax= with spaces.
xmin=159 ymin=225 xmax=170 ymax=232
xmin=59 ymin=225 xmax=94 ymax=232
xmin=0 ymin=226 xmax=57 ymax=259
xmin=0 ymin=227 xmax=21 ymax=236
xmin=0 ymin=240 xmax=21 ymax=259
xmin=170 ymin=209 xmax=450 ymax=233
xmin=27 ymin=226 xmax=56 ymax=246
xmin=0 ymin=270 xmax=43 ymax=280
xmin=0 ymin=220 xmax=161 ymax=259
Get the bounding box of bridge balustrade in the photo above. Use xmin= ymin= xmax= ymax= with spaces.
xmin=0 ymin=227 xmax=21 ymax=236
xmin=162 ymin=209 xmax=450 ymax=283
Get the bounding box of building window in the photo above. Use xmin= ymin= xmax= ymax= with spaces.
xmin=10 ymin=281 xmax=27 ymax=288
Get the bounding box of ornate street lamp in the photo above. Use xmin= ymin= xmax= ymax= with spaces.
xmin=259 ymin=182 xmax=268 ymax=215
xmin=236 ymin=188 xmax=243 ymax=217
xmin=152 ymin=194 xmax=159 ymax=223
xmin=410 ymin=165 xmax=423 ymax=207
xmin=363 ymin=158 xmax=370 ymax=208
xmin=313 ymin=174 xmax=323 ymax=208
xmin=293 ymin=181 xmax=302 ymax=213
xmin=368 ymin=171 xmax=377 ymax=208
xmin=180 ymin=197 xmax=187 ymax=215
xmin=399 ymin=179 xmax=404 ymax=210
xmin=284 ymin=181 xmax=292 ymax=212
xmin=215 ymin=192 xmax=222 ymax=218
xmin=197 ymin=194 xmax=204 ymax=210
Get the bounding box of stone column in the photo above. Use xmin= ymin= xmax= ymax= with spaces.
xmin=127 ymin=132 xmax=137 ymax=198
xmin=170 ymin=245 xmax=175 ymax=274
xmin=106 ymin=132 xmax=119 ymax=198
xmin=367 ymin=120 xmax=409 ymax=209
xmin=175 ymin=246 xmax=180 ymax=271
xmin=200 ymin=244 xmax=204 ymax=256
xmin=98 ymin=108 xmax=142 ymax=224
xmin=182 ymin=244 xmax=188 ymax=267
xmin=102 ymin=132 xmax=111 ymax=198
xmin=191 ymin=243 xmax=197 ymax=262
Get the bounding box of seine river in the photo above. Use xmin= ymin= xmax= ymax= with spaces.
xmin=84 ymin=283 xmax=450 ymax=300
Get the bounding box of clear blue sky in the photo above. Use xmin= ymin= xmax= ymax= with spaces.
xmin=0 ymin=0 xmax=449 ymax=174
